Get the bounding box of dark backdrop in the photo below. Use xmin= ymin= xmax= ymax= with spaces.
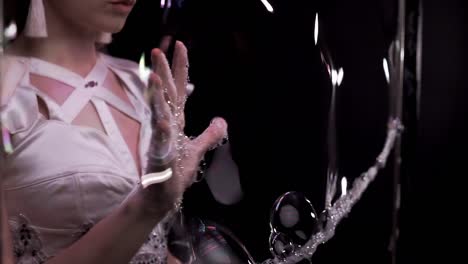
xmin=4 ymin=0 xmax=467 ymax=263
xmin=108 ymin=0 xmax=394 ymax=263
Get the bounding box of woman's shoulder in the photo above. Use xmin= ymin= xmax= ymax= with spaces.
xmin=0 ymin=55 xmax=30 ymax=108
xmin=1 ymin=56 xmax=39 ymax=137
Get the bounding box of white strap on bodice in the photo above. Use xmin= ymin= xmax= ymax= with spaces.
xmin=26 ymin=55 xmax=144 ymax=176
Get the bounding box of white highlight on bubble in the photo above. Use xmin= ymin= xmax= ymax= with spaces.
xmin=331 ymin=69 xmax=338 ymax=86
xmin=314 ymin=13 xmax=319 ymax=45
xmin=186 ymin=83 xmax=195 ymax=95
xmin=331 ymin=67 xmax=344 ymax=86
xmin=341 ymin=177 xmax=348 ymax=196
xmin=337 ymin=67 xmax=344 ymax=86
xmin=4 ymin=22 xmax=18 ymax=40
xmin=160 ymin=0 xmax=166 ymax=8
xmin=139 ymin=53 xmax=151 ymax=84
xmin=261 ymin=0 xmax=274 ymax=13
xmin=383 ymin=58 xmax=390 ymax=83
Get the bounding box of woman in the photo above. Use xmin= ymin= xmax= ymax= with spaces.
xmin=1 ymin=0 xmax=228 ymax=263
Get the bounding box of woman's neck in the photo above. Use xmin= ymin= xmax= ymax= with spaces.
xmin=5 ymin=2 xmax=108 ymax=78
xmin=9 ymin=34 xmax=99 ymax=78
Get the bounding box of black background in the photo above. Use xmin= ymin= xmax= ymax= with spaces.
xmin=109 ymin=0 xmax=397 ymax=262
xmin=4 ymin=0 xmax=467 ymax=263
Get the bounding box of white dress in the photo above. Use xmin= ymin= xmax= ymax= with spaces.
xmin=1 ymin=54 xmax=169 ymax=264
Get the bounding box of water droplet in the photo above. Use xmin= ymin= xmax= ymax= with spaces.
xmin=195 ymin=158 xmax=208 ymax=182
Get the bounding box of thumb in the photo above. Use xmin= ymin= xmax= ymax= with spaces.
xmin=192 ymin=117 xmax=228 ymax=156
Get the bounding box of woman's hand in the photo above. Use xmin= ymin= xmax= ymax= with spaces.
xmin=143 ymin=41 xmax=228 ymax=213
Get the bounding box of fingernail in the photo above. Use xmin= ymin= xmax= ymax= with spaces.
xmin=152 ymin=48 xmax=161 ymax=56
xmin=210 ymin=117 xmax=224 ymax=128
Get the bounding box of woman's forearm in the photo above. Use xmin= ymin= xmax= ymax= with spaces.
xmin=45 ymin=187 xmax=172 ymax=264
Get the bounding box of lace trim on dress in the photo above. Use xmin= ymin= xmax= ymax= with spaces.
xmin=9 ymin=214 xmax=50 ymax=264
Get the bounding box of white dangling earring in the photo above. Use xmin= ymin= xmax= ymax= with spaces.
xmin=97 ymin=32 xmax=112 ymax=44
xmin=24 ymin=0 xmax=48 ymax=38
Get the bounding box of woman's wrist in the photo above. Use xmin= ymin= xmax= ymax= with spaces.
xmin=122 ymin=184 xmax=175 ymax=223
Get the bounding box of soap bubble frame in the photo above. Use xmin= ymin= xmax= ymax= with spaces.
xmin=260 ymin=0 xmax=422 ymax=262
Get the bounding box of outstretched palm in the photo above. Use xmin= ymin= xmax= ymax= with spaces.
xmin=145 ymin=41 xmax=227 ymax=204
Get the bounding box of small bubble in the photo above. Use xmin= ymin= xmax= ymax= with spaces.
xmin=269 ymin=191 xmax=321 ymax=260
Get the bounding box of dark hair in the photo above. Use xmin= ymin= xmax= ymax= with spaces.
xmin=4 ymin=0 xmax=31 ymax=35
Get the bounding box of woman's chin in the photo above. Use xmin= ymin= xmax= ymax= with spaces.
xmin=105 ymin=26 xmax=125 ymax=35
xmin=99 ymin=18 xmax=128 ymax=34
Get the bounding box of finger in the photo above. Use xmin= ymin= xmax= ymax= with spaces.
xmin=143 ymin=68 xmax=158 ymax=105
xmin=149 ymin=73 xmax=172 ymax=125
xmin=173 ymin=110 xmax=185 ymax=133
xmin=192 ymin=117 xmax=228 ymax=157
xmin=171 ymin=41 xmax=189 ymax=130
xmin=149 ymin=73 xmax=173 ymax=144
xmin=171 ymin=41 xmax=189 ymax=106
xmin=148 ymin=118 xmax=173 ymax=166
xmin=151 ymin=48 xmax=177 ymax=111
xmin=147 ymin=73 xmax=175 ymax=169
